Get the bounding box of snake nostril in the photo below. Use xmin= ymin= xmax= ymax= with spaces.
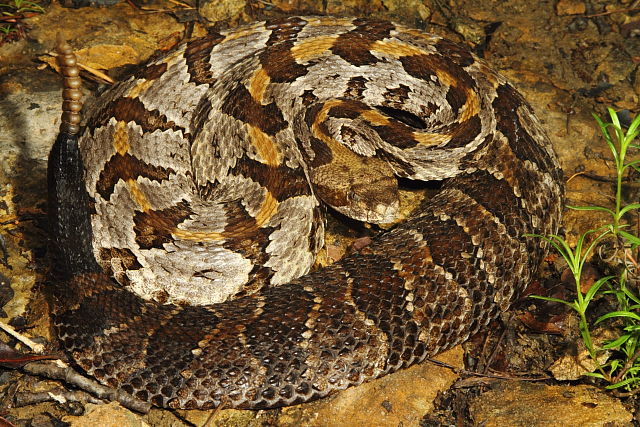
xmin=375 ymin=105 xmax=427 ymax=129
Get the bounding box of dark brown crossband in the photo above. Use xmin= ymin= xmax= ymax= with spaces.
xmin=133 ymin=201 xmax=193 ymax=250
xmin=96 ymin=153 xmax=174 ymax=200
xmin=184 ymin=34 xmax=224 ymax=85
xmin=331 ymin=18 xmax=395 ymax=66
xmin=228 ymin=158 xmax=311 ymax=202
xmin=87 ymin=97 xmax=185 ymax=136
xmin=221 ymin=84 xmax=288 ymax=135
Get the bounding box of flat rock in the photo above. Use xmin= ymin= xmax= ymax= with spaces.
xmin=469 ymin=382 xmax=633 ymax=426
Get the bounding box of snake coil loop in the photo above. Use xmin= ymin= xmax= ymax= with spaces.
xmin=49 ymin=17 xmax=563 ymax=409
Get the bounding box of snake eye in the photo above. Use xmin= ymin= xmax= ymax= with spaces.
xmin=375 ymin=106 xmax=427 ymax=129
xmin=347 ymin=190 xmax=361 ymax=202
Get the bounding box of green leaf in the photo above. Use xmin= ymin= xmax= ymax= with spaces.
xmin=584 ymin=276 xmax=614 ymax=305
xmin=593 ymin=113 xmax=615 ymax=146
xmin=602 ymin=334 xmax=631 ymax=349
xmin=609 ymin=359 xmax=622 ymax=372
xmin=584 ymin=371 xmax=607 ymax=379
xmin=623 ymin=324 xmax=640 ymax=331
xmin=596 ymin=310 xmax=640 ymax=324
xmin=627 ymin=111 xmax=640 ymax=135
xmin=625 ymin=366 xmax=640 ymax=376
xmin=529 ymin=295 xmax=574 ymax=307
xmin=622 ymin=286 xmax=640 ymax=306
xmin=606 ymin=376 xmax=640 ymax=390
xmin=619 ymin=203 xmax=640 ymax=217
xmin=608 ymin=107 xmax=621 ymax=128
xmin=526 ymin=233 xmax=578 ymax=269
xmin=618 ymin=230 xmax=640 ymax=245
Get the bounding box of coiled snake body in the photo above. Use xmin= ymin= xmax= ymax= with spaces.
xmin=48 ymin=17 xmax=563 ymax=409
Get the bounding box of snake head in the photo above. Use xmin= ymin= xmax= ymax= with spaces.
xmin=312 ymin=155 xmax=399 ymax=224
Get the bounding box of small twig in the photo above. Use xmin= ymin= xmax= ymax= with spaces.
xmin=75 ymin=62 xmax=114 ymax=84
xmin=569 ymin=171 xmax=640 ymax=186
xmin=612 ymin=388 xmax=640 ymax=398
xmin=613 ymin=346 xmax=640 ymax=384
xmin=482 ymin=326 xmax=507 ymax=374
xmin=0 ymin=12 xmax=40 ymax=21
xmin=0 ymin=329 xmax=149 ymax=411
xmin=426 ymin=357 xmax=551 ymax=381
xmin=566 ymin=171 xmax=587 ymax=184
xmin=166 ymin=0 xmax=192 ymax=8
xmin=0 ymin=210 xmax=44 ymax=227
xmin=49 ymin=52 xmax=114 ymax=84
xmin=625 ymin=248 xmax=639 ymax=271
xmin=202 ymin=398 xmax=228 ymax=427
xmin=0 ymin=321 xmax=45 ymax=353
xmin=22 ymin=360 xmax=151 ymax=413
xmin=141 ymin=7 xmax=195 ymax=14
xmin=13 ymin=388 xmax=103 ymax=407
xmin=568 ymin=171 xmax=618 ymax=185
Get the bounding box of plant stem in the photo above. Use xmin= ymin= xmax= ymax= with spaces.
xmin=614 ymin=346 xmax=640 ymax=383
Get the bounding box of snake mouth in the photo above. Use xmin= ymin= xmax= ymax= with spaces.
xmin=344 ymin=185 xmax=400 ymax=224
xmin=368 ymin=199 xmax=400 ymax=224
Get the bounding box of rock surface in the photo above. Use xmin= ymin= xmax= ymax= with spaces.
xmin=470 ymin=382 xmax=633 ymax=427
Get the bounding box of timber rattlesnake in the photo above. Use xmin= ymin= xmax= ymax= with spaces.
xmin=48 ymin=16 xmax=564 ymax=409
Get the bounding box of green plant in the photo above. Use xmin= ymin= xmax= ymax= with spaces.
xmin=0 ymin=0 xmax=44 ymax=45
xmin=594 ymin=273 xmax=640 ymax=391
xmin=530 ymin=108 xmax=640 ymax=393
xmin=529 ymin=229 xmax=613 ymax=366
xmin=0 ymin=24 xmax=16 ymax=35
xmin=0 ymin=0 xmax=44 ymax=14
xmin=572 ymin=108 xmax=640 ymax=243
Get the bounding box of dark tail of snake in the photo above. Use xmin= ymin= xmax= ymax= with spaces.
xmin=49 ymin=36 xmax=102 ymax=276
